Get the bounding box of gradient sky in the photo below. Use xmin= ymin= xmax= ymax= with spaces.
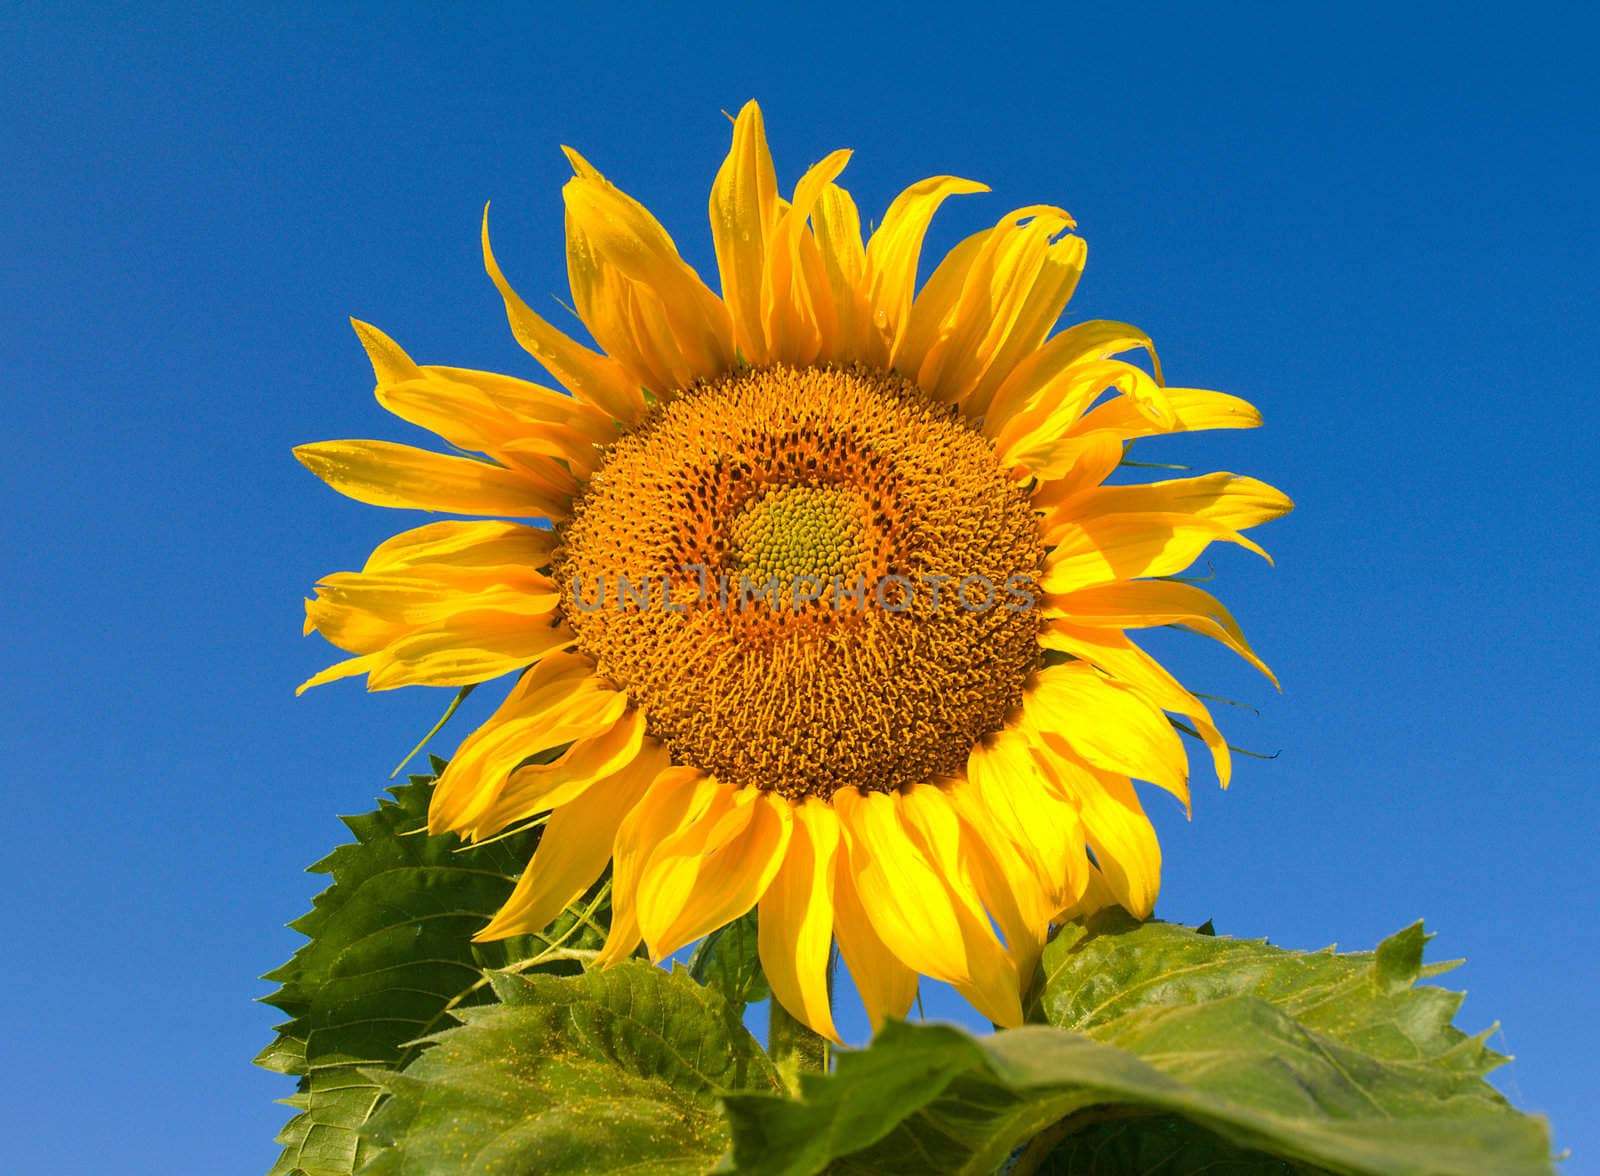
xmin=5 ymin=4 xmax=1596 ymax=1172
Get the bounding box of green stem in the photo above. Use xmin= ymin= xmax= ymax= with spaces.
xmin=768 ymin=997 xmax=829 ymax=1089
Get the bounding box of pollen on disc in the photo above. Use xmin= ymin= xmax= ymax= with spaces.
xmin=555 ymin=363 xmax=1045 ymax=800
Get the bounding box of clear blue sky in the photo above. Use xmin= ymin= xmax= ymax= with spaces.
xmin=4 ymin=4 xmax=1596 ymax=1172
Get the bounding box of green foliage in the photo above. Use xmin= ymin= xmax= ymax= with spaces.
xmin=360 ymin=961 xmax=782 ymax=1175
xmin=259 ymin=776 xmax=1555 ymax=1176
xmin=1031 ymin=1114 xmax=1332 ymax=1174
xmin=256 ymin=766 xmax=608 ymax=1176
xmin=719 ymin=915 xmax=1553 ymax=1176
xmin=690 ymin=909 xmax=770 ymax=1010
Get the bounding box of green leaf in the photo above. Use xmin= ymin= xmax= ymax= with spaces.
xmin=1031 ymin=1113 xmax=1332 ymax=1174
xmin=690 ymin=909 xmax=771 ymax=1010
xmin=360 ymin=960 xmax=782 ymax=1175
xmin=721 ymin=917 xmax=1553 ymax=1176
xmin=256 ymin=771 xmax=608 ymax=1176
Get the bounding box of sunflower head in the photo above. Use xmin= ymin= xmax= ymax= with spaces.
xmin=296 ymin=101 xmax=1291 ymax=1040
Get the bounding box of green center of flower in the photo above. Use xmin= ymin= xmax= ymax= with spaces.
xmin=731 ymin=485 xmax=866 ymax=585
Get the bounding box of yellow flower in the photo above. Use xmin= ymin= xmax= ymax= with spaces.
xmin=296 ymin=102 xmax=1290 ymax=1040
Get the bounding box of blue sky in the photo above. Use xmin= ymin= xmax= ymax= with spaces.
xmin=4 ymin=3 xmax=1596 ymax=1172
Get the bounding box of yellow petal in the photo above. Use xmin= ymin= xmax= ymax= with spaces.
xmin=1040 ymin=511 xmax=1268 ymax=595
xmin=761 ymin=149 xmax=852 ymax=365
xmin=909 ymin=206 xmax=1080 ymax=409
xmin=1021 ymin=663 xmax=1189 ymax=803
xmin=365 ymin=612 xmax=575 ymax=692
xmin=295 ymin=651 xmax=381 ymax=695
xmin=1017 ymin=427 xmax=1125 ymax=488
xmin=758 ymin=797 xmax=842 ymax=1043
xmin=956 ymin=736 xmax=1089 ymax=914
xmin=1073 ymin=386 xmax=1262 ymax=439
xmin=710 ymin=100 xmax=780 ymax=363
xmin=424 ymin=364 xmax=617 ymax=444
xmin=563 ymin=192 xmax=686 ymax=395
xmin=303 ymin=572 xmax=559 ymax=671
xmin=1041 ymin=622 xmax=1228 ymax=792
xmin=1054 ymin=861 xmax=1123 ymax=923
xmin=892 ymin=227 xmax=989 ymax=371
xmin=637 ymin=788 xmax=792 ymax=958
xmin=982 ymin=320 xmax=1160 ymax=436
xmin=310 ymin=567 xmax=559 ymax=630
xmin=863 ymin=176 xmax=989 ymax=354
xmin=833 ymin=787 xmax=1019 ymax=1025
xmin=1035 ymin=758 xmax=1162 ymax=919
xmin=429 ymin=653 xmax=623 ymax=833
xmin=482 ymin=208 xmax=647 ymax=425
xmin=1069 ymin=473 xmax=1293 ymax=535
xmin=909 ymin=777 xmax=1052 ymax=998
xmin=959 ymin=235 xmax=1089 ymax=420
xmin=895 ymin=785 xmax=1024 ymax=1027
xmin=831 ymin=860 xmax=918 ymax=1031
xmin=993 ymin=360 xmax=1170 ymax=467
xmin=596 ymin=765 xmax=715 ymax=967
xmin=463 ymin=709 xmax=648 ymax=840
xmin=472 ymin=742 xmax=665 ymax=941
xmin=353 ymin=320 xmax=613 ymax=465
xmin=349 ymin=317 xmax=422 ymax=384
xmin=362 ymin=520 xmax=557 ymax=574
xmin=562 ymin=170 xmax=734 ymax=380
xmin=812 ymin=183 xmax=884 ymax=366
xmin=1045 ymin=579 xmax=1278 ymax=686
xmin=294 ymin=440 xmax=564 ymax=518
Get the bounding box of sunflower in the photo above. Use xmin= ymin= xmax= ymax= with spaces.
xmin=296 ymin=102 xmax=1290 ymax=1040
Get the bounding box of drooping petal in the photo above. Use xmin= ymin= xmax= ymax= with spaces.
xmin=833 ymin=787 xmax=1019 ymax=1027
xmin=895 ymin=785 xmax=1025 ymax=1027
xmin=710 ymin=100 xmax=780 ymax=363
xmin=471 ymin=741 xmax=667 ymax=941
xmin=1044 ymin=579 xmax=1278 ymax=685
xmin=429 ymin=654 xmax=625 ymax=833
xmin=462 ymin=708 xmax=649 ymax=840
xmin=758 ymin=797 xmax=842 ymax=1042
xmin=831 ymin=852 xmax=918 ymax=1031
xmin=1020 ymin=662 xmax=1190 ymax=805
xmin=1041 ymin=621 xmax=1230 ymax=790
xmin=636 ymin=786 xmax=792 ymax=958
xmin=1033 ymin=756 xmax=1163 ymax=919
xmin=956 ymin=734 xmax=1090 ymax=915
xmin=596 ymin=765 xmax=717 ymax=967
